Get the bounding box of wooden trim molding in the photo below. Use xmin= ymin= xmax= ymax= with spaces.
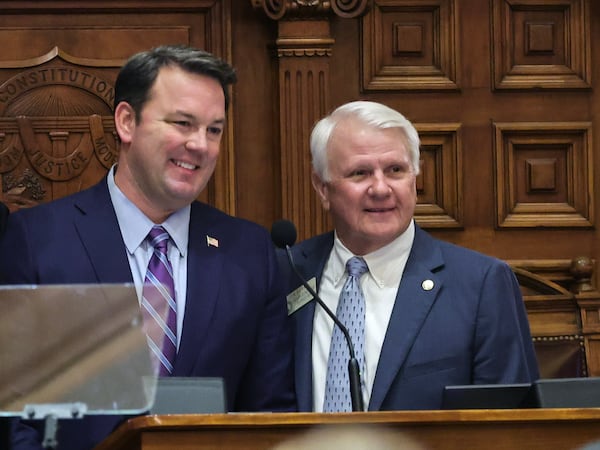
xmin=251 ymin=0 xmax=370 ymax=20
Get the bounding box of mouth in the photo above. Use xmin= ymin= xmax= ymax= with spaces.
xmin=173 ymin=159 xmax=198 ymax=170
xmin=365 ymin=207 xmax=395 ymax=213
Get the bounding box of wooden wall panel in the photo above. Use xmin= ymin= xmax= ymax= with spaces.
xmin=250 ymin=0 xmax=600 ymax=375
xmin=491 ymin=0 xmax=591 ymax=90
xmin=414 ymin=123 xmax=463 ymax=228
xmin=0 ymin=1 xmax=234 ymax=213
xmin=347 ymin=0 xmax=598 ymax=262
xmin=362 ymin=0 xmax=459 ymax=91
xmin=0 ymin=0 xmax=599 ymax=375
xmin=493 ymin=121 xmax=594 ymax=228
xmin=250 ymin=0 xmax=598 ymax=260
xmin=1 ymin=0 xmax=596 ymax=258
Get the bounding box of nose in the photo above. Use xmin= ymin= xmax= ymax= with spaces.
xmin=368 ymin=172 xmax=392 ymax=197
xmin=185 ymin=128 xmax=209 ymax=152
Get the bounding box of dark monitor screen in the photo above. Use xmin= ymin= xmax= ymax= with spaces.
xmin=442 ymin=383 xmax=535 ymax=409
xmin=534 ymin=377 xmax=600 ymax=408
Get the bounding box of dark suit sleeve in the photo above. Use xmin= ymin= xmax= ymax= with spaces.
xmin=233 ymin=233 xmax=296 ymax=412
xmin=0 ymin=213 xmax=45 ymax=449
xmin=473 ymin=261 xmax=540 ymax=383
xmin=0 ymin=201 xmax=9 ymax=238
xmin=0 ymin=210 xmax=36 ymax=284
xmin=8 ymin=419 xmax=43 ymax=450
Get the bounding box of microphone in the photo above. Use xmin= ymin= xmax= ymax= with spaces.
xmin=271 ymin=219 xmax=364 ymax=412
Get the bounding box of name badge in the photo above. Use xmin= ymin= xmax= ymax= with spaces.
xmin=286 ymin=278 xmax=316 ymax=315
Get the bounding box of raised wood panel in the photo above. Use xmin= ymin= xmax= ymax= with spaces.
xmin=580 ymin=297 xmax=600 ymax=334
xmin=361 ymin=0 xmax=459 ymax=91
xmin=585 ymin=338 xmax=600 ymax=379
xmin=493 ymin=121 xmax=593 ymax=228
xmin=414 ymin=123 xmax=463 ymax=228
xmin=491 ymin=0 xmax=591 ymax=90
xmin=0 ymin=1 xmax=235 ymax=213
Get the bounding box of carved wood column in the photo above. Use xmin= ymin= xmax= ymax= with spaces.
xmin=252 ymin=0 xmax=369 ymax=240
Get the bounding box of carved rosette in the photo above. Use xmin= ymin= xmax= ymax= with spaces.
xmin=251 ymin=0 xmax=370 ymax=20
xmin=331 ymin=0 xmax=371 ymax=18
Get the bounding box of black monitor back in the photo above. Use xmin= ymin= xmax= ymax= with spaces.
xmin=442 ymin=383 xmax=536 ymax=409
xmin=534 ymin=377 xmax=600 ymax=408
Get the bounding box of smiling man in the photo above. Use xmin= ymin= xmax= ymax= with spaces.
xmin=0 ymin=45 xmax=295 ymax=449
xmin=281 ymin=100 xmax=539 ymax=413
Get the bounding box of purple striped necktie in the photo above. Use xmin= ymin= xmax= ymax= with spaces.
xmin=141 ymin=225 xmax=177 ymax=376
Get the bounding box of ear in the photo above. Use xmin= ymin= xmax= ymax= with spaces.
xmin=311 ymin=170 xmax=330 ymax=211
xmin=114 ymin=102 xmax=136 ymax=145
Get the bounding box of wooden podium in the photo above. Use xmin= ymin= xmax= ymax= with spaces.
xmin=94 ymin=409 xmax=600 ymax=450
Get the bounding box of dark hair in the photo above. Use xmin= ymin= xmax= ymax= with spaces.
xmin=113 ymin=44 xmax=237 ymax=120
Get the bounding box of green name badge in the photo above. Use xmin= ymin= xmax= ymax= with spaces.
xmin=286 ymin=277 xmax=317 ymax=315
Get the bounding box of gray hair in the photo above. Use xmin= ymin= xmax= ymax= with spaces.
xmin=310 ymin=101 xmax=420 ymax=181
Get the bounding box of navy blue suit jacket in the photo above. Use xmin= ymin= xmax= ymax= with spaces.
xmin=0 ymin=178 xmax=295 ymax=449
xmin=281 ymin=225 xmax=539 ymax=412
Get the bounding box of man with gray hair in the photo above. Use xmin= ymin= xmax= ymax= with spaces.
xmin=280 ymin=100 xmax=538 ymax=412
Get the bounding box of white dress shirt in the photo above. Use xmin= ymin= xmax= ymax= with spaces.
xmin=312 ymin=220 xmax=415 ymax=411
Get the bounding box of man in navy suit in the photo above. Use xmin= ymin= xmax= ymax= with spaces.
xmin=282 ymin=100 xmax=538 ymax=412
xmin=0 ymin=45 xmax=295 ymax=449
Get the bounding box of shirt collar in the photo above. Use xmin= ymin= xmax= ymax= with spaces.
xmin=331 ymin=220 xmax=415 ymax=288
xmin=107 ymin=165 xmax=190 ymax=256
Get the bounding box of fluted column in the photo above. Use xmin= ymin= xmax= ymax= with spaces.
xmin=252 ymin=0 xmax=369 ymax=240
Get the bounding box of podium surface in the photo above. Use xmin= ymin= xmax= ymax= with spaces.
xmin=95 ymin=409 xmax=600 ymax=450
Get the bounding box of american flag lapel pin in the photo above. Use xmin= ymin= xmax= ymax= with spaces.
xmin=206 ymin=235 xmax=219 ymax=248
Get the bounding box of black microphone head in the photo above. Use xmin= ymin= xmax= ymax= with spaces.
xmin=271 ymin=219 xmax=297 ymax=248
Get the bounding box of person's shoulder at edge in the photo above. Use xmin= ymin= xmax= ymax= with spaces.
xmin=3 ymin=178 xmax=105 ymax=222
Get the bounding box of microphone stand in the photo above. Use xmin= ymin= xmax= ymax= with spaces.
xmin=285 ymin=245 xmax=364 ymax=412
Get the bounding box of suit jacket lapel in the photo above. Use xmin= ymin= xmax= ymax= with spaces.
xmin=293 ymin=299 xmax=316 ymax=411
xmin=173 ymin=202 xmax=223 ymax=376
xmin=292 ymin=232 xmax=334 ymax=411
xmin=368 ymin=226 xmax=444 ymax=410
xmin=72 ymin=179 xmax=132 ymax=283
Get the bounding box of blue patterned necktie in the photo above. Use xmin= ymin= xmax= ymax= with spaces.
xmin=142 ymin=226 xmax=177 ymax=376
xmin=323 ymin=256 xmax=369 ymax=412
